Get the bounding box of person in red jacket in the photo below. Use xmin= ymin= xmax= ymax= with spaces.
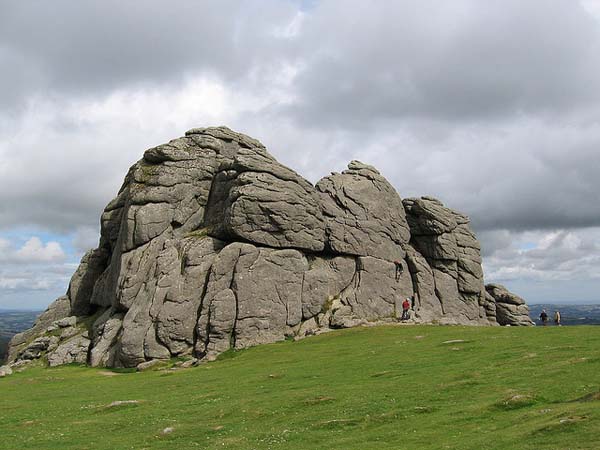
xmin=401 ymin=298 xmax=411 ymax=320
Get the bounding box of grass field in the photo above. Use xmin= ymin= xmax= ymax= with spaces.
xmin=1 ymin=325 xmax=599 ymax=449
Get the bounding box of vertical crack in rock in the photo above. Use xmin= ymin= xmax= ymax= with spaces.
xmin=228 ymin=251 xmax=243 ymax=351
xmin=196 ymin=243 xmax=244 ymax=360
xmin=191 ymin=249 xmax=219 ymax=353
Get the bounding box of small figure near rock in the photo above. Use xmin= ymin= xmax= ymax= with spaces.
xmin=401 ymin=298 xmax=411 ymax=321
xmin=554 ymin=310 xmax=561 ymax=326
xmin=393 ymin=260 xmax=403 ymax=281
xmin=539 ymin=310 xmax=548 ymax=326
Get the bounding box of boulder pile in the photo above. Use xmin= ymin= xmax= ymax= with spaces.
xmin=485 ymin=284 xmax=535 ymax=326
xmin=7 ymin=127 xmax=532 ymax=370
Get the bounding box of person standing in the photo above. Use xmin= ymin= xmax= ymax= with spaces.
xmin=401 ymin=298 xmax=411 ymax=321
xmin=554 ymin=310 xmax=561 ymax=326
xmin=539 ymin=309 xmax=548 ymax=326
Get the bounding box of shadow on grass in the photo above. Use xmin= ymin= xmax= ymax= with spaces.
xmin=215 ymin=349 xmax=242 ymax=362
xmin=303 ymin=395 xmax=335 ymax=406
xmin=571 ymin=391 xmax=600 ymax=403
xmin=532 ymin=415 xmax=589 ymax=435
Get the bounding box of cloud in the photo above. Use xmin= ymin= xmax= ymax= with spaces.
xmin=483 ymin=227 xmax=600 ymax=283
xmin=0 ymin=237 xmax=66 ymax=264
xmin=72 ymin=226 xmax=100 ymax=254
xmin=0 ymin=76 xmax=283 ymax=231
xmin=0 ymin=275 xmax=54 ymax=291
xmin=2 ymin=0 xmax=598 ymax=235
xmin=0 ymin=0 xmax=299 ymax=113
xmin=15 ymin=237 xmax=66 ymax=263
xmin=288 ymin=0 xmax=600 ymax=127
xmin=0 ymin=235 xmax=75 ymax=309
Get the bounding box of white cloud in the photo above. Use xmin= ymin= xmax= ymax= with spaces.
xmin=15 ymin=237 xmax=66 ymax=262
xmin=0 ymin=236 xmax=73 ymax=309
xmin=582 ymin=0 xmax=600 ymax=20
xmin=0 ymin=237 xmax=66 ymax=264
xmin=0 ymin=275 xmax=53 ymax=290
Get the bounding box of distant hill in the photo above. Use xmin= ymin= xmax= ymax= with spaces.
xmin=0 ymin=310 xmax=40 ymax=363
xmin=529 ymin=304 xmax=600 ymax=326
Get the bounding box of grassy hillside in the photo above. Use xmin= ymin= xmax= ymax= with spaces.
xmin=1 ymin=325 xmax=599 ymax=450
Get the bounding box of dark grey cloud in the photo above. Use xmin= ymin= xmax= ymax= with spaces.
xmin=1 ymin=0 xmax=599 ymax=236
xmin=0 ymin=126 xmax=136 ymax=232
xmin=0 ymin=0 xmax=299 ymax=111
xmin=459 ymin=125 xmax=600 ymax=232
xmin=288 ymin=0 xmax=600 ymax=126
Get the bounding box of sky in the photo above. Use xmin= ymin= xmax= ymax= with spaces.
xmin=1 ymin=0 xmax=599 ymax=310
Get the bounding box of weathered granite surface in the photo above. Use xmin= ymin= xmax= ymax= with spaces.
xmin=7 ymin=126 xmax=532 ymax=370
xmin=403 ymin=197 xmax=488 ymax=325
xmin=486 ymin=284 xmax=535 ymax=326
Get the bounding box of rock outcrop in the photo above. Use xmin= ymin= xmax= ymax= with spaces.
xmin=317 ymin=161 xmax=410 ymax=261
xmin=7 ymin=126 xmax=532 ymax=370
xmin=403 ymin=197 xmax=488 ymax=325
xmin=485 ymin=284 xmax=535 ymax=326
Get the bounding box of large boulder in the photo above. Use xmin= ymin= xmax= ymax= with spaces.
xmin=205 ymin=148 xmax=326 ymax=251
xmin=47 ymin=334 xmax=90 ymax=367
xmin=486 ymin=284 xmax=534 ymax=326
xmin=403 ymin=197 xmax=488 ymax=325
xmin=196 ymin=242 xmax=307 ymax=359
xmin=301 ymin=256 xmax=355 ymax=319
xmin=8 ymin=126 xmax=532 ymax=369
xmin=317 ymin=161 xmax=410 ymax=261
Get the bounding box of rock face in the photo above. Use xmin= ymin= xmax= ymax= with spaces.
xmin=403 ymin=197 xmax=488 ymax=325
xmin=485 ymin=284 xmax=535 ymax=326
xmin=205 ymin=147 xmax=326 ymax=251
xmin=7 ymin=126 xmax=532 ymax=370
xmin=317 ymin=161 xmax=410 ymax=261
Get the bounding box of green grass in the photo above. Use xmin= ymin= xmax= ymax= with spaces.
xmin=1 ymin=325 xmax=599 ymax=449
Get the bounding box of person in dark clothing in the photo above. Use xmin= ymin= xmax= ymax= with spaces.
xmin=401 ymin=298 xmax=411 ymax=320
xmin=539 ymin=309 xmax=548 ymax=326
xmin=394 ymin=260 xmax=403 ymax=281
